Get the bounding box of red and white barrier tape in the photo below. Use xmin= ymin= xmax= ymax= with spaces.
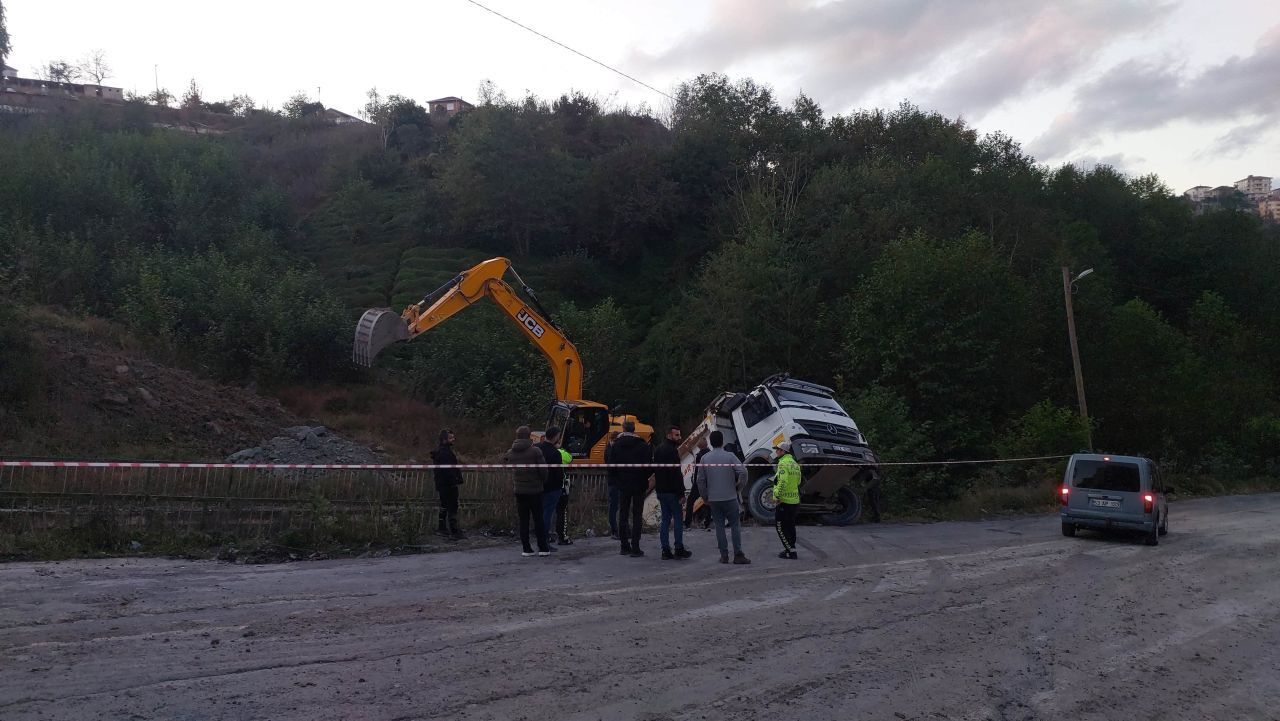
xmin=0 ymin=455 xmax=1069 ymax=471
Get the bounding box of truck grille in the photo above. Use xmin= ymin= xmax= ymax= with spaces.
xmin=797 ymin=420 xmax=865 ymax=445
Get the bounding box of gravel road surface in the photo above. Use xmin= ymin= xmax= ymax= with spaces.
xmin=3 ymin=494 xmax=1279 ymax=720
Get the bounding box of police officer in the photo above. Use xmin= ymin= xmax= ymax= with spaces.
xmin=773 ymin=441 xmax=801 ymax=559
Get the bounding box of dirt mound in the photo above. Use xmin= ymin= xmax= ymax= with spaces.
xmin=1 ymin=311 xmax=298 ymax=460
xmin=226 ymin=426 xmax=387 ymax=465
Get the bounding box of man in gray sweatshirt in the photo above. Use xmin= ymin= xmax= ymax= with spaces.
xmin=695 ymin=431 xmax=751 ymax=564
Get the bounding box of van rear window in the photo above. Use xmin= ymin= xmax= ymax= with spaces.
xmin=1071 ymin=461 xmax=1141 ymax=492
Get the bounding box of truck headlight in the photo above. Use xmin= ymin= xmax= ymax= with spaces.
xmin=799 ymin=442 xmax=820 ymax=455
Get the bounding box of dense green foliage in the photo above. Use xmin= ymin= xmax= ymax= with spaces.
xmin=2 ymin=74 xmax=1279 ymax=500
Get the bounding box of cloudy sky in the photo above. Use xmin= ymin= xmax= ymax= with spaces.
xmin=6 ymin=0 xmax=1278 ymax=192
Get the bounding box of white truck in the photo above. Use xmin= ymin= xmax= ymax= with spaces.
xmin=678 ymin=374 xmax=879 ymax=525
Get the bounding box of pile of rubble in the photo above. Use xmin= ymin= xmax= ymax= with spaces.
xmin=225 ymin=426 xmax=388 ymax=465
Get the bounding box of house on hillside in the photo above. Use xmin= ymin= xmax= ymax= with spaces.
xmin=1 ymin=71 xmax=124 ymax=101
xmin=1260 ymin=198 xmax=1280 ymax=223
xmin=321 ymin=107 xmax=367 ymax=125
xmin=1183 ymin=186 xmax=1213 ymax=202
xmin=1235 ymin=175 xmax=1273 ymax=203
xmin=427 ymin=96 xmax=474 ymax=117
xmin=2 ymin=63 xmax=17 ymax=79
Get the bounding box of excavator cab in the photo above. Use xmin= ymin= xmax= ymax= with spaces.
xmin=556 ymin=403 xmax=610 ymax=458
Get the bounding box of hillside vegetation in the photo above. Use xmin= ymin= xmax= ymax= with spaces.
xmin=2 ymin=75 xmax=1279 ymax=507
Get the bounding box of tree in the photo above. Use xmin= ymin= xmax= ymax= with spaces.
xmin=181 ymin=79 xmax=204 ymax=110
xmin=37 ymin=59 xmax=80 ymax=83
xmin=0 ymin=0 xmax=12 ymax=68
xmin=283 ymin=92 xmax=323 ymax=120
xmin=77 ymin=49 xmax=111 ymax=84
xmin=145 ymin=87 xmax=174 ymax=107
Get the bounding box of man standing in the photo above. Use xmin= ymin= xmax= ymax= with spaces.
xmin=695 ymin=431 xmax=750 ymax=565
xmin=772 ymin=441 xmax=801 ymax=560
xmin=429 ymin=429 xmax=465 ymax=540
xmin=610 ymin=420 xmax=653 ymax=557
xmin=864 ymin=471 xmax=883 ymax=523
xmin=604 ymin=431 xmax=620 ymax=539
xmin=554 ymin=445 xmax=573 ymax=544
xmin=684 ymin=439 xmax=710 ymax=529
xmin=535 ymin=426 xmax=566 ymax=552
xmin=653 ymin=425 xmax=691 ymax=560
xmin=504 ymin=425 xmax=549 ymax=557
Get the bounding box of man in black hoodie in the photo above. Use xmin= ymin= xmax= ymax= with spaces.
xmin=534 ymin=426 xmax=566 ymax=552
xmin=653 ymin=425 xmax=691 ymax=559
xmin=429 ymin=429 xmax=465 ymax=540
xmin=610 ymin=420 xmax=653 ymax=557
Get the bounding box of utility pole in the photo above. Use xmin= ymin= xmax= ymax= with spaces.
xmin=1062 ymin=266 xmax=1093 ymax=451
xmin=153 ymin=64 xmax=159 ymax=95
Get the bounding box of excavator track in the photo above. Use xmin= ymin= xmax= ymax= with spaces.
xmin=353 ymin=309 xmax=410 ymax=367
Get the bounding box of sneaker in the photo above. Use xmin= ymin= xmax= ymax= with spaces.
xmin=733 ymin=553 xmax=751 ymax=565
xmin=661 ymin=549 xmax=675 ymax=560
xmin=629 ymin=548 xmax=646 ymax=558
xmin=558 ymin=537 xmax=574 ymax=546
xmin=521 ymin=551 xmax=535 ymax=557
xmin=719 ymin=552 xmax=729 ymax=564
xmin=610 ymin=532 xmax=620 ymax=540
xmin=778 ymin=550 xmax=798 ymax=560
xmin=674 ymin=547 xmax=692 ymax=559
xmin=538 ymin=551 xmax=551 ymax=557
xmin=620 ymin=545 xmax=633 ymax=555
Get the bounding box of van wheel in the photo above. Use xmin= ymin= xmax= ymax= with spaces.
xmin=1061 ymin=522 xmax=1076 ymax=537
xmin=1144 ymin=515 xmax=1160 ymax=546
xmin=1159 ymin=514 xmax=1168 ymax=536
xmin=820 ymin=486 xmax=862 ymax=526
xmin=746 ymin=475 xmax=778 ymax=524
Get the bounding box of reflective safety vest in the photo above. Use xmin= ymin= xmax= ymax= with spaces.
xmin=559 ymin=448 xmax=572 ymax=491
xmin=773 ymin=453 xmax=801 ymax=505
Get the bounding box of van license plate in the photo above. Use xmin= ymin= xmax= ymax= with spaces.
xmin=1090 ymin=499 xmax=1120 ymax=508
xmin=833 ymin=445 xmax=853 ymax=453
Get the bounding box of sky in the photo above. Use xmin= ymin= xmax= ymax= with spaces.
xmin=5 ymin=0 xmax=1278 ymax=192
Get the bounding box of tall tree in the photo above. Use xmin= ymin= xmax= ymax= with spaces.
xmin=37 ymin=59 xmax=80 ymax=83
xmin=0 ymin=0 xmax=11 ymax=68
xmin=77 ymin=49 xmax=111 ymax=84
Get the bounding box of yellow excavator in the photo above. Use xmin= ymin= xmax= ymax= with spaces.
xmin=352 ymin=257 xmax=652 ymax=461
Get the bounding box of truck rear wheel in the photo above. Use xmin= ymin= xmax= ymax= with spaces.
xmin=746 ymin=475 xmax=778 ymax=524
xmin=820 ymin=486 xmax=861 ymax=526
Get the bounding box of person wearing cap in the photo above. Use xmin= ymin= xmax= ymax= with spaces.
xmin=534 ymin=426 xmax=567 ymax=552
xmin=772 ymin=441 xmax=801 ymax=560
xmin=553 ymin=445 xmax=574 ymax=544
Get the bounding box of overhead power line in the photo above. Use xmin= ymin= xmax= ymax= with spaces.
xmin=461 ymin=0 xmax=675 ymax=101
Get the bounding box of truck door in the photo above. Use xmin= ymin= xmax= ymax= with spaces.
xmin=731 ymin=390 xmax=781 ymax=454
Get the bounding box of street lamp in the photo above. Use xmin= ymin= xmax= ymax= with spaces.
xmin=1062 ymin=266 xmax=1094 ymax=451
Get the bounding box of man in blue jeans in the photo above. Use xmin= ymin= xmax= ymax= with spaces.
xmin=652 ymin=425 xmax=691 ymax=560
xmin=604 ymin=431 xmax=620 ymax=539
xmin=534 ymin=426 xmax=567 ymax=552
xmin=695 ymin=431 xmax=750 ymax=564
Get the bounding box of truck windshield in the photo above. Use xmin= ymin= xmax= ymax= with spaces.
xmin=773 ymin=388 xmax=847 ymax=416
xmin=1072 ymin=461 xmax=1141 ymax=493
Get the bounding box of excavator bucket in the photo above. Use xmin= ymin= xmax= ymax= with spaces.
xmin=353 ymin=309 xmax=410 ymax=367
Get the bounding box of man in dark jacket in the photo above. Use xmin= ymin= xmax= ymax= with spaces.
xmin=503 ymin=425 xmax=549 ymax=556
xmin=604 ymin=431 xmax=621 ymax=539
xmin=534 ymin=427 xmax=566 ymax=552
xmin=653 ymin=425 xmax=691 ymax=560
xmin=609 ymin=420 xmax=653 ymax=557
xmin=429 ymin=429 xmax=465 ymax=540
xmin=684 ymin=439 xmax=711 ymax=529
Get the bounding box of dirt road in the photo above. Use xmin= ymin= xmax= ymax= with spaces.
xmin=3 ymin=494 xmax=1279 ymax=720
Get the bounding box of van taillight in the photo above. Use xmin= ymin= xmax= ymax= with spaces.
xmin=1143 ymin=493 xmax=1154 ymax=513
xmin=1060 ymin=486 xmax=1069 ymax=506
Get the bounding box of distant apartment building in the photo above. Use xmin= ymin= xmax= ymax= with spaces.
xmin=1183 ymin=185 xmax=1214 ymax=202
xmin=1259 ymin=198 xmax=1280 ymax=223
xmin=1235 ymin=175 xmax=1273 ymax=203
xmin=427 ymin=96 xmax=474 ymax=117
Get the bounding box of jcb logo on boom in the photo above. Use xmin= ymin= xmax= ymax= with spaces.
xmin=516 ymin=309 xmax=545 ymax=338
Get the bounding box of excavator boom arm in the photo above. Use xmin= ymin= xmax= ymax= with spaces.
xmin=356 ymin=258 xmax=583 ymax=401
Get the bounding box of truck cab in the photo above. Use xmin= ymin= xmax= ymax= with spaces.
xmin=682 ymin=374 xmax=879 ymax=525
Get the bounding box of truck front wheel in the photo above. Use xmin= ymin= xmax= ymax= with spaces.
xmin=820 ymin=486 xmax=862 ymax=526
xmin=746 ymin=475 xmax=778 ymax=524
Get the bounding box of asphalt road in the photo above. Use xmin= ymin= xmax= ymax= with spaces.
xmin=3 ymin=494 xmax=1279 ymax=721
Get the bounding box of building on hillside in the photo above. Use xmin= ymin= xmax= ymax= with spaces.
xmin=427 ymin=96 xmax=474 ymax=117
xmin=1235 ymin=175 xmax=1273 ymax=203
xmin=321 ymin=107 xmax=366 ymax=125
xmin=1 ymin=73 xmax=124 ymax=101
xmin=1260 ymin=198 xmax=1280 ymax=223
xmin=1183 ymin=185 xmax=1213 ymax=202
xmin=2 ymin=63 xmax=17 ymax=79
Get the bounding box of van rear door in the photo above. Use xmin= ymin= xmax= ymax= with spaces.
xmin=1068 ymin=459 xmax=1144 ymax=522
